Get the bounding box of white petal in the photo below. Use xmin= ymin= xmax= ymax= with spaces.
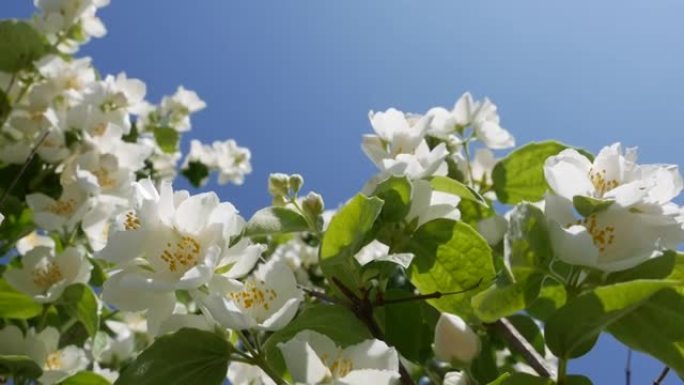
xmin=278 ymin=334 xmax=330 ymax=384
xmin=543 ymin=149 xmax=593 ymax=200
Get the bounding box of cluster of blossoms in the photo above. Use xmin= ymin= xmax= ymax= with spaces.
xmin=2 ymin=2 xmax=684 ymax=385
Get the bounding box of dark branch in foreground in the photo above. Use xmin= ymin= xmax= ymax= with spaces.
xmin=488 ymin=318 xmax=554 ymax=378
xmin=653 ymin=366 xmax=670 ymax=385
xmin=625 ymin=349 xmax=632 ymax=385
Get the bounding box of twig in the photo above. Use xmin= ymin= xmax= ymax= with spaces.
xmin=0 ymin=130 xmax=50 ymax=208
xmin=488 ymin=318 xmax=554 ymax=378
xmin=373 ymin=278 xmax=483 ymax=306
xmin=653 ymin=366 xmax=670 ymax=385
xmin=299 ymin=285 xmax=344 ymax=305
xmin=625 ymin=349 xmax=632 ymax=385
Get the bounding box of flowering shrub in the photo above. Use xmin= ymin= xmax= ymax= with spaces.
xmin=1 ymin=2 xmax=684 ymax=385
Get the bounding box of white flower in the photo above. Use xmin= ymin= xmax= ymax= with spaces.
xmin=27 ymin=184 xmax=92 ymax=232
xmin=158 ymin=86 xmax=206 ymax=132
xmin=227 ymin=362 xmax=276 ymax=385
xmin=33 ymin=0 xmax=109 ymax=53
xmin=4 ymin=246 xmax=91 ymax=303
xmin=86 ymin=73 xmax=147 ymax=114
xmin=35 ymin=56 xmax=96 ymax=105
xmin=270 ymin=236 xmax=320 ymax=285
xmin=16 ymin=232 xmax=56 ymax=256
xmin=278 ymin=330 xmax=400 ymax=385
xmin=213 ymin=139 xmax=252 ymax=185
xmin=477 ymin=215 xmax=508 ymax=246
xmin=427 ymin=92 xmax=514 ymax=150
xmin=433 ymin=313 xmax=480 ymax=365
xmin=354 ymin=240 xmax=414 ymax=269
xmin=543 ymin=143 xmax=683 ymax=208
xmin=545 ymin=192 xmax=684 ymax=272
xmin=100 ymin=180 xmax=248 ymax=329
xmin=406 ymin=180 xmax=461 ymax=227
xmin=443 ymin=371 xmax=468 ymax=385
xmin=28 ymin=327 xmax=89 ymax=385
xmin=197 ymin=259 xmax=303 ymax=331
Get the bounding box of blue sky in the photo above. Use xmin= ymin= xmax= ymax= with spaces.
xmin=3 ymin=1 xmax=684 ymax=383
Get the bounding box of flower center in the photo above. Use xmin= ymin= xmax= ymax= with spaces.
xmin=228 ymin=280 xmax=278 ymax=312
xmin=588 ymin=168 xmax=619 ymax=196
xmin=321 ymin=351 xmax=354 ymax=379
xmin=31 ymin=261 xmax=63 ymax=290
xmin=159 ymin=236 xmax=201 ymax=273
xmin=575 ymin=215 xmax=616 ymax=253
xmin=47 ymin=198 xmax=77 ymax=216
xmin=123 ymin=211 xmax=141 ymax=230
xmin=45 ymin=351 xmax=62 ymax=370
xmin=93 ymin=167 xmax=116 ymax=189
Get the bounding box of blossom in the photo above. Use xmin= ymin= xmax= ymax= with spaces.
xmin=406 ymin=180 xmax=461 ymax=227
xmin=197 ymin=259 xmax=303 ymax=331
xmin=33 ymin=0 xmax=110 ymax=53
xmin=443 ymin=372 xmax=468 ymax=385
xmin=433 ymin=313 xmax=480 ymax=366
xmin=27 ymin=184 xmax=92 ymax=232
xmin=543 ymin=143 xmax=683 ymax=208
xmin=545 ymin=192 xmax=684 ymax=272
xmin=427 ymin=92 xmax=514 ymax=150
xmin=278 ymin=330 xmax=400 ymax=385
xmin=182 ymin=139 xmax=253 ymax=186
xmin=227 ymin=362 xmax=276 ymax=385
xmin=4 ymin=246 xmax=91 ymax=303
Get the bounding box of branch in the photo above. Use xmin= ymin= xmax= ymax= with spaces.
xmin=653 ymin=366 xmax=670 ymax=385
xmin=373 ymin=278 xmax=484 ymax=306
xmin=489 ymin=318 xmax=554 ymax=378
xmin=0 ymin=130 xmax=49 ymax=208
xmin=625 ymin=349 xmax=632 ymax=385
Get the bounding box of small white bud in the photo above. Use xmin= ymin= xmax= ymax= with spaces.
xmin=433 ymin=313 xmax=480 ymax=366
xmin=289 ymin=174 xmax=304 ymax=193
xmin=268 ymin=173 xmax=290 ymax=197
xmin=302 ymin=192 xmax=324 ymax=218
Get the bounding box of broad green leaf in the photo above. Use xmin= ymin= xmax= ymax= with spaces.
xmin=0 ymin=278 xmax=42 ymax=319
xmin=373 ymin=176 xmax=412 ymax=221
xmin=0 ymin=355 xmax=42 ymax=379
xmin=407 ymin=219 xmax=495 ymax=319
xmin=487 ymin=372 xmax=552 ymax=385
xmin=505 ymin=204 xmax=554 ymax=279
xmin=608 ymin=288 xmax=684 ymax=379
xmin=545 ymin=279 xmax=676 ymax=358
xmin=58 ymin=284 xmax=99 ymax=336
xmin=320 ymin=194 xmax=384 ymax=293
xmin=115 ymin=328 xmax=230 ymax=385
xmin=458 ymin=198 xmax=495 ymax=229
xmin=567 ymin=375 xmax=594 ymax=385
xmin=263 ymin=304 xmax=372 ymax=374
xmin=472 ymin=273 xmax=544 ymax=323
xmin=527 ymin=282 xmax=567 ymax=322
xmin=181 ymin=161 xmax=210 ymax=188
xmin=572 ymin=196 xmax=614 ymax=217
xmin=245 ymin=206 xmax=310 ymax=237
xmin=429 ymin=176 xmax=487 ymax=205
xmin=60 ymin=371 xmax=111 ymax=385
xmin=606 ymin=251 xmax=684 ymax=284
xmin=0 ymin=20 xmax=48 ymax=73
xmin=492 ymin=141 xmax=569 ymax=204
xmin=153 ymin=126 xmax=179 ymax=153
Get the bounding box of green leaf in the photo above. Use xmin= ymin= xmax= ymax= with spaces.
xmin=527 ymin=282 xmax=567 ymax=322
xmin=320 ymin=194 xmax=384 ymax=293
xmin=545 ymin=279 xmax=676 ymax=358
xmin=373 ymin=176 xmax=412 ymax=221
xmin=606 ymin=251 xmax=684 ymax=284
xmin=153 ymin=126 xmax=179 ymax=153
xmin=263 ymin=304 xmax=372 ymax=374
xmin=181 ymin=161 xmax=210 ymax=188
xmin=507 ymin=314 xmax=546 ymax=356
xmin=567 ymin=375 xmax=594 ymax=385
xmin=572 ymin=196 xmax=614 ymax=217
xmin=245 ymin=206 xmax=310 ymax=237
xmin=0 ymin=278 xmax=42 ymax=319
xmin=608 ymin=288 xmax=684 ymax=379
xmin=0 ymin=20 xmax=48 ymax=73
xmin=407 ymin=219 xmax=495 ymax=319
xmin=0 ymin=355 xmax=42 ymax=379
xmin=492 ymin=141 xmax=569 ymax=204
xmin=115 ymin=328 xmax=230 ymax=385
xmin=505 ymin=203 xmax=554 ymax=279
xmin=57 ymin=284 xmax=99 ymax=337
xmin=487 ymin=372 xmax=552 ymax=385
xmin=59 ymin=371 xmax=111 ymax=385
xmin=429 ymin=175 xmax=487 ymax=205
xmin=472 ymin=273 xmax=544 ymax=323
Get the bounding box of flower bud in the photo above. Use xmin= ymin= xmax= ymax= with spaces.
xmin=302 ymin=192 xmax=324 ymax=218
xmin=289 ymin=174 xmax=304 ymax=194
xmin=443 ymin=371 xmax=468 ymax=385
xmin=433 ymin=313 xmax=480 ymax=366
xmin=268 ymin=173 xmax=290 ymax=198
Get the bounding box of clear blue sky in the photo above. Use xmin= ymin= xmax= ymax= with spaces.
xmin=3 ymin=1 xmax=684 ymax=383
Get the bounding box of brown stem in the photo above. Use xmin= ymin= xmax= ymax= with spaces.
xmin=653 ymin=366 xmax=670 ymax=385
xmin=488 ymin=318 xmax=554 ymax=378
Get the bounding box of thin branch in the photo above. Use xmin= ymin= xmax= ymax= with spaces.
xmin=299 ymin=285 xmax=344 ymax=305
xmin=0 ymin=130 xmax=50 ymax=208
xmin=625 ymin=349 xmax=632 ymax=385
xmin=488 ymin=318 xmax=554 ymax=378
xmin=373 ymin=278 xmax=483 ymax=306
xmin=653 ymin=366 xmax=670 ymax=385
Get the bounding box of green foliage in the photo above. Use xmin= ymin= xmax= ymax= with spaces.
xmin=505 ymin=203 xmax=554 ymax=279
xmin=572 ymin=196 xmax=614 ymax=217
xmin=263 ymin=304 xmax=372 ymax=374
xmin=472 ymin=273 xmax=544 ymax=322
xmin=115 ymin=328 xmax=230 ymax=385
xmin=57 ymin=284 xmax=99 ymax=337
xmin=492 ymin=141 xmax=569 ymax=204
xmin=152 ymin=126 xmax=179 ymax=153
xmin=407 ymin=219 xmax=495 ymax=319
xmin=373 ymin=176 xmax=412 ymax=222
xmin=429 ymin=175 xmax=487 ymax=206
xmin=59 ymin=371 xmax=111 ymax=385
xmin=320 ymin=194 xmax=384 ymax=293
xmin=0 ymin=278 xmax=42 ymax=319
xmin=545 ymin=279 xmax=677 ymax=359
xmin=0 ymin=355 xmax=43 ymax=380
xmin=181 ymin=161 xmax=210 ymax=188
xmin=0 ymin=20 xmax=48 ymax=73
xmin=487 ymin=372 xmax=552 ymax=385
xmin=245 ymin=206 xmax=310 ymax=237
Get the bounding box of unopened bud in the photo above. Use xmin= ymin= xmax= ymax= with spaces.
xmin=289 ymin=174 xmax=304 ymax=194
xmin=433 ymin=313 xmax=480 ymax=366
xmin=443 ymin=372 xmax=468 ymax=385
xmin=302 ymin=192 xmax=324 ymax=218
xmin=268 ymin=173 xmax=290 ymax=198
